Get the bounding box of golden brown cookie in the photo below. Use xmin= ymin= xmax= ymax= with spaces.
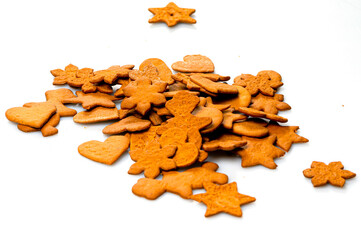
xmin=267 ymin=121 xmax=308 ymax=152
xmin=96 ymin=83 xmax=114 ymax=94
xmin=64 ymin=67 xmax=102 ymax=93
xmin=148 ymin=111 xmax=163 ymax=126
xmin=148 ymin=2 xmax=196 ymax=27
xmin=190 ymin=182 xmax=256 ymax=217
xmin=190 ymin=75 xmax=238 ymax=95
xmin=303 ymin=161 xmax=356 ymax=187
xmin=78 ymin=135 xmax=129 ymax=165
xmin=128 ymin=140 xmax=177 ymax=178
xmin=172 ymin=55 xmax=214 ymax=73
xmin=192 ymin=106 xmax=223 ymax=134
xmin=187 ymin=73 xmax=230 ymax=82
xmin=139 ymin=58 xmax=174 ymax=84
xmin=18 ymin=112 xmax=60 ymax=137
xmin=159 ymin=127 xmax=199 ymax=167
xmin=129 ymin=126 xmax=159 ymax=151
xmin=238 ymin=107 xmax=288 ymax=123
xmin=90 ymin=65 xmax=134 ymax=84
xmin=250 ymin=93 xmax=291 ymax=114
xmin=62 ymin=91 xmax=119 ymax=110
xmin=121 ymin=78 xmax=167 ymax=115
xmin=234 ymin=70 xmax=283 ymax=96
xmin=204 ymin=97 xmax=230 ymax=111
xmin=6 ymin=102 xmax=57 ymax=128
xmin=236 ymin=135 xmax=285 ymax=169
xmin=103 ymin=116 xmax=151 ymax=135
xmin=132 ymin=162 xmax=228 ymax=200
xmin=51 ymin=64 xmax=78 ymax=85
xmin=114 ymin=78 xmax=131 ymax=98
xmin=213 ymin=85 xmax=251 ymax=108
xmin=203 ymin=133 xmax=247 ymax=151
xmin=232 ymin=118 xmax=269 ymax=137
xmin=222 ymin=108 xmax=247 ymax=129
xmin=45 ymin=88 xmax=77 ymax=117
xmin=73 ymin=107 xmax=119 ymax=123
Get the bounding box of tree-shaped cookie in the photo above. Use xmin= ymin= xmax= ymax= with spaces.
xmin=234 ymin=70 xmax=283 ymax=96
xmin=121 ymin=78 xmax=167 ymax=115
xmin=303 ymin=161 xmax=356 ymax=187
xmin=128 ymin=140 xmax=177 ymax=178
xmin=132 ymin=162 xmax=228 ymax=199
xmin=236 ymin=135 xmax=285 ymax=169
xmin=250 ymin=93 xmax=291 ymax=114
xmin=190 ymin=182 xmax=256 ymax=217
xmin=267 ymin=121 xmax=308 ymax=152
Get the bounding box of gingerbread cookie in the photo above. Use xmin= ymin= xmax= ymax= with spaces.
xmin=129 ymin=126 xmax=159 ymax=151
xmin=62 ymin=91 xmax=119 ymax=110
xmin=121 ymin=78 xmax=167 ymax=115
xmin=6 ymin=102 xmax=57 ymax=128
xmin=236 ymin=135 xmax=285 ymax=169
xmin=90 ymin=65 xmax=134 ymax=85
xmin=18 ymin=112 xmax=60 ymax=137
xmin=45 ymin=88 xmax=77 ymax=117
xmin=234 ymin=70 xmax=283 ymax=96
xmin=128 ymin=140 xmax=177 ymax=178
xmin=213 ymin=85 xmax=251 ymax=109
xmin=238 ymin=107 xmax=288 ymax=123
xmin=232 ymin=118 xmax=269 ymax=137
xmin=190 ymin=182 xmax=256 ymax=217
xmin=132 ymin=162 xmax=228 ymax=200
xmin=139 ymin=58 xmax=174 ymax=84
xmin=222 ymin=108 xmax=247 ymax=129
xmin=50 ymin=64 xmax=78 ymax=85
xmin=250 ymin=93 xmax=291 ymax=114
xmin=267 ymin=121 xmax=308 ymax=152
xmin=172 ymin=55 xmax=214 ymax=73
xmin=190 ymin=75 xmax=238 ymax=95
xmin=192 ymin=106 xmax=223 ymax=134
xmin=148 ymin=2 xmax=196 ymax=27
xmin=73 ymin=107 xmax=119 ymax=124
xmin=203 ymin=134 xmax=247 ymax=151
xmin=103 ymin=116 xmax=151 ymax=135
xmin=78 ymin=135 xmax=129 ymax=165
xmin=303 ymin=161 xmax=356 ymax=187
xmin=188 ymin=73 xmax=230 ymax=82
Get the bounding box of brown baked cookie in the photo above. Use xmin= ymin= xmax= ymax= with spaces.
xmin=187 ymin=73 xmax=230 ymax=82
xmin=171 ymin=73 xmax=218 ymax=96
xmin=190 ymin=75 xmax=238 ymax=95
xmin=234 ymin=70 xmax=283 ymax=96
xmin=303 ymin=161 xmax=356 ymax=187
xmin=238 ymin=107 xmax=288 ymax=123
xmin=78 ymin=135 xmax=129 ymax=165
xmin=250 ymin=93 xmax=291 ymax=114
xmin=96 ymin=83 xmax=114 ymax=94
xmin=45 ymin=88 xmax=77 ymax=117
xmin=128 ymin=140 xmax=177 ymax=178
xmin=213 ymin=85 xmax=251 ymax=108
xmin=114 ymin=78 xmax=131 ymax=98
xmin=18 ymin=112 xmax=60 ymax=137
xmin=129 ymin=126 xmax=159 ymax=151
xmin=267 ymin=121 xmax=308 ymax=152
xmin=203 ymin=133 xmax=247 ymax=151
xmin=121 ymin=78 xmax=167 ymax=115
xmin=62 ymin=91 xmax=119 ymax=110
xmin=103 ymin=116 xmax=151 ymax=135
xmin=51 ymin=64 xmax=78 ymax=85
xmin=90 ymin=65 xmax=134 ymax=85
xmin=190 ymin=182 xmax=256 ymax=217
xmin=148 ymin=2 xmax=196 ymax=27
xmin=222 ymin=108 xmax=247 ymax=129
xmin=232 ymin=118 xmax=269 ymax=137
xmin=67 ymin=67 xmax=102 ymax=93
xmin=73 ymin=107 xmax=119 ymax=124
xmin=172 ymin=55 xmax=214 ymax=73
xmin=132 ymin=162 xmax=228 ymax=200
xmin=148 ymin=111 xmax=163 ymax=126
xmin=236 ymin=135 xmax=285 ymax=169
xmin=204 ymin=97 xmax=230 ymax=111
xmin=6 ymin=102 xmax=57 ymax=128
xmin=139 ymin=58 xmax=174 ymax=84
xmin=192 ymin=106 xmax=223 ymax=134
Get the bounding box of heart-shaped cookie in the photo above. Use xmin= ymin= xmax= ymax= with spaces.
xmin=171 ymin=55 xmax=214 ymax=73
xmin=6 ymin=102 xmax=57 ymax=128
xmin=78 ymin=136 xmax=130 ymax=165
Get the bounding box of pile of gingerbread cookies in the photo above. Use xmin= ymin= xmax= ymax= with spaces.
xmin=5 ymin=55 xmax=356 ymax=217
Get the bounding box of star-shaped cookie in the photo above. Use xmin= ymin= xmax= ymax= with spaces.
xmin=190 ymin=182 xmax=256 ymax=217
xmin=148 ymin=2 xmax=196 ymax=27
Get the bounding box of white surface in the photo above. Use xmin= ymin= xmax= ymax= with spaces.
xmin=1 ymin=0 xmax=361 ymax=239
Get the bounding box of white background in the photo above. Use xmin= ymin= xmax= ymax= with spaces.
xmin=1 ymin=0 xmax=360 ymax=239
